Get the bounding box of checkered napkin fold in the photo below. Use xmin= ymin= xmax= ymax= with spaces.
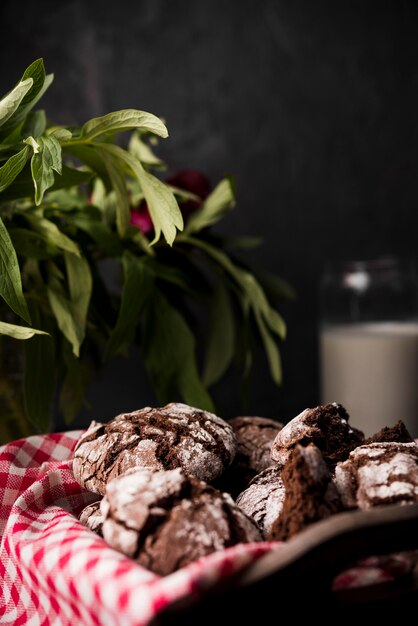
xmin=0 ymin=431 xmax=412 ymax=626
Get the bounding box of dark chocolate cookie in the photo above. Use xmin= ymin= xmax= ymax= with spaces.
xmin=365 ymin=419 xmax=414 ymax=445
xmin=101 ymin=468 xmax=262 ymax=575
xmin=79 ymin=500 xmax=104 ymax=536
xmin=235 ymin=464 xmax=285 ymax=539
xmin=216 ymin=416 xmax=283 ymax=497
xmin=335 ymin=441 xmax=418 ymax=510
xmin=73 ymin=403 xmax=237 ymax=494
xmin=229 ymin=416 xmax=283 ymax=474
xmin=271 ymin=403 xmax=364 ymax=467
xmin=269 ymin=444 xmax=342 ymax=541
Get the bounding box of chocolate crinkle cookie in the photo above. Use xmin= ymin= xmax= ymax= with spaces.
xmin=269 ymin=444 xmax=342 ymax=541
xmin=100 ymin=468 xmax=261 ymax=576
xmin=216 ymin=416 xmax=283 ymax=497
xmin=365 ymin=419 xmax=414 ymax=445
xmin=79 ymin=500 xmax=104 ymax=536
xmin=235 ymin=464 xmax=286 ymax=539
xmin=270 ymin=402 xmax=364 ymax=467
xmin=334 ymin=441 xmax=418 ymax=510
xmin=73 ymin=399 xmax=418 ymax=578
xmin=229 ymin=416 xmax=283 ymax=475
xmin=236 ymin=443 xmax=342 ymax=541
xmin=73 ymin=403 xmax=237 ymax=494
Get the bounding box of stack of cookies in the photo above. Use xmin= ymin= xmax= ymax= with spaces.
xmin=73 ymin=403 xmax=263 ymax=576
xmin=73 ymin=401 xmax=418 ymax=575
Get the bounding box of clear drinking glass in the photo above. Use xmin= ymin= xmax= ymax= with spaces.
xmin=319 ymin=257 xmax=418 ymax=437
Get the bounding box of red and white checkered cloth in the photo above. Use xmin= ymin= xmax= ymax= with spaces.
xmin=0 ymin=431 xmax=414 ymax=625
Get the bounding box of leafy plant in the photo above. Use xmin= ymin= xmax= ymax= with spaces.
xmin=0 ymin=59 xmax=293 ymax=444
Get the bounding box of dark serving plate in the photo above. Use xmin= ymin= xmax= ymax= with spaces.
xmin=152 ymin=502 xmax=418 ymax=623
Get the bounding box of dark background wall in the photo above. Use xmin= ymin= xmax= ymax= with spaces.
xmin=1 ymin=0 xmax=418 ymax=426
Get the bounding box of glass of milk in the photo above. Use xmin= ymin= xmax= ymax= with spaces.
xmin=319 ymin=257 xmax=418 ymax=437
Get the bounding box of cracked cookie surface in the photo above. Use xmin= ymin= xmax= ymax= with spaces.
xmin=100 ymin=468 xmax=261 ymax=575
xmin=73 ymin=402 xmax=237 ymax=494
xmin=236 ymin=465 xmax=285 ymax=538
xmin=271 ymin=402 xmax=364 ymax=466
xmin=335 ymin=441 xmax=418 ymax=509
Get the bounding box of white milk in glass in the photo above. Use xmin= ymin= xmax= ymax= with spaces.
xmin=320 ymin=321 xmax=418 ymax=437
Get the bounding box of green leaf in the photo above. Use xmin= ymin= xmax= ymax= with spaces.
xmin=0 ymin=78 xmax=33 ymax=128
xmin=0 ymin=216 xmax=31 ymax=323
xmin=235 ymin=306 xmax=253 ymax=380
xmin=239 ymin=272 xmax=287 ymax=340
xmin=185 ymin=178 xmax=235 ymax=235
xmin=90 ymin=177 xmax=107 ymax=211
xmin=28 ymin=135 xmax=62 ymax=204
xmin=0 ymin=60 xmax=54 ymax=138
xmin=0 ymin=126 xmax=23 ymax=149
xmin=131 ymin=229 xmax=155 ymax=256
xmin=98 ymin=144 xmax=183 ymax=245
xmin=143 ymin=257 xmax=195 ymax=293
xmin=23 ymin=302 xmax=55 ymax=432
xmin=49 ymin=128 xmax=72 ymax=142
xmin=168 ymin=186 xmax=200 ymax=202
xmin=105 ymin=253 xmax=153 ymax=361
xmin=24 ymin=213 xmax=80 ymax=257
xmin=234 ymin=307 xmax=254 ymax=410
xmin=22 ymin=110 xmax=47 ymax=138
xmin=142 ymin=291 xmax=214 ymax=411
xmin=8 ymin=227 xmax=57 ymax=260
xmin=256 ymin=270 xmax=297 ymax=302
xmin=63 ymin=144 xmax=112 ymax=189
xmin=140 ymin=169 xmax=184 ymax=246
xmin=203 ymin=280 xmax=235 ymax=387
xmin=72 ymin=215 xmax=122 ymax=256
xmin=0 ymin=163 xmax=92 ymax=203
xmin=0 ymin=144 xmax=17 ymax=159
xmin=178 ymin=236 xmax=285 ymax=383
xmin=59 ymin=340 xmax=90 ymax=424
xmin=53 ymin=164 xmax=92 ymax=189
xmin=0 ymin=320 xmax=48 ymax=339
xmin=47 ymin=285 xmax=79 ymax=356
xmin=42 ymin=188 xmax=87 ymax=211
xmin=65 ymin=252 xmax=93 ymax=354
xmin=181 ymin=236 xmax=286 ymax=337
xmin=0 ymin=145 xmax=30 ymax=192
xmin=253 ymin=309 xmax=282 ymax=384
xmin=47 ymin=253 xmax=92 ymax=357
xmin=24 ymin=136 xmax=40 ymax=153
xmin=96 ymin=147 xmax=130 ymax=237
xmin=20 ymin=59 xmax=47 ymax=107
xmin=81 ymin=109 xmax=168 ymax=140
xmin=128 ymin=131 xmax=163 ymax=167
